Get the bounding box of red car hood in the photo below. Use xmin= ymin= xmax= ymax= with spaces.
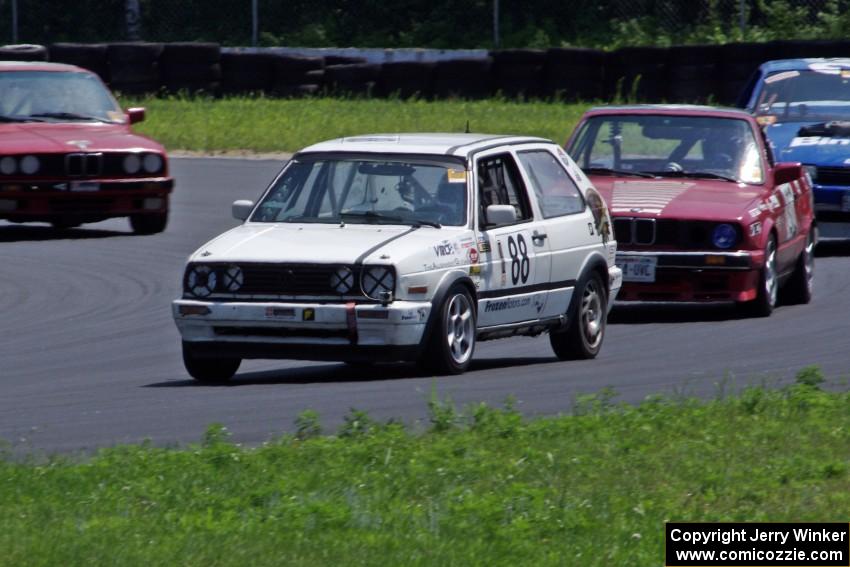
xmin=590 ymin=176 xmax=765 ymax=222
xmin=0 ymin=122 xmax=164 ymax=154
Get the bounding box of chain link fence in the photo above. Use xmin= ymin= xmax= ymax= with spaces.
xmin=610 ymin=0 xmax=850 ymax=44
xmin=0 ymin=0 xmax=848 ymax=48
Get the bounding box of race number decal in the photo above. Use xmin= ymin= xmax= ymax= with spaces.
xmin=488 ymin=229 xmax=537 ymax=291
xmin=506 ymin=234 xmax=530 ymax=285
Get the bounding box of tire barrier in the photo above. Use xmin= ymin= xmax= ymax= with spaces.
xmin=543 ymin=47 xmax=605 ymax=101
xmin=323 ymin=55 xmax=367 ymax=66
xmin=220 ymin=52 xmax=277 ymax=94
xmin=323 ymin=62 xmax=381 ymax=96
xmin=377 ymin=61 xmax=435 ymax=98
xmin=492 ymin=49 xmax=545 ymax=98
xmin=24 ymin=40 xmax=850 ymax=102
xmin=272 ymin=55 xmax=324 ymax=98
xmin=606 ymin=46 xmax=669 ymax=102
xmin=160 ymin=42 xmax=221 ymax=94
xmin=667 ymin=44 xmax=721 ymax=103
xmin=718 ymin=42 xmax=769 ymax=105
xmin=48 ymin=43 xmax=110 ymax=82
xmin=107 ymin=42 xmax=163 ymax=95
xmin=432 ymin=57 xmax=494 ymax=99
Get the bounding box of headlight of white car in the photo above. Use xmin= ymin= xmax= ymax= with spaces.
xmin=330 ymin=266 xmax=355 ymax=294
xmin=185 ymin=265 xmax=218 ymax=298
xmin=361 ymin=266 xmax=395 ymax=300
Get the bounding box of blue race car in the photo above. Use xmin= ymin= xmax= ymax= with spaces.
xmin=739 ymin=58 xmax=850 ymax=239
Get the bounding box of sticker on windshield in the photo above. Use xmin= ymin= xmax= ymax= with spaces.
xmin=107 ymin=110 xmax=124 ymax=122
xmin=447 ymin=169 xmax=466 ymax=183
xmin=765 ymin=70 xmax=800 ymax=83
xmin=790 ymin=136 xmax=850 ymax=147
xmin=809 ymin=60 xmax=850 ymax=75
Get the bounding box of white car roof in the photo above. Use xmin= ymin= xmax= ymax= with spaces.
xmin=297 ymin=133 xmax=553 ymax=159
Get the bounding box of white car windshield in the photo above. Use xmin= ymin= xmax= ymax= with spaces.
xmin=251 ymin=156 xmax=468 ymax=227
xmin=755 ymin=68 xmax=850 ymax=121
xmin=0 ymin=71 xmax=122 ymax=123
xmin=569 ymin=115 xmax=764 ymax=184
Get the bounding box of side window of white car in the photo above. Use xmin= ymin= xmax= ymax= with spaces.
xmin=477 ymin=153 xmax=533 ymax=226
xmin=517 ymin=150 xmax=585 ymax=218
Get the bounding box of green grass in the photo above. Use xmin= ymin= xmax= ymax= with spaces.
xmin=2 ymin=368 xmax=850 ymax=566
xmin=121 ymin=95 xmax=592 ymax=153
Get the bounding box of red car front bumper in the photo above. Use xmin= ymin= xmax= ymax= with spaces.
xmin=0 ymin=177 xmax=173 ymax=222
xmin=616 ymin=249 xmax=764 ymax=303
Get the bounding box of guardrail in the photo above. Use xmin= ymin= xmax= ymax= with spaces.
xmin=2 ymin=40 xmax=849 ymax=104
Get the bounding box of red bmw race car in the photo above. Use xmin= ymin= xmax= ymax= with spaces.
xmin=566 ymin=105 xmax=815 ymax=316
xmin=0 ymin=61 xmax=173 ymax=233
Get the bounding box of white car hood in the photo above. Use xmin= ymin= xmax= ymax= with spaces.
xmin=191 ymin=223 xmax=452 ymax=265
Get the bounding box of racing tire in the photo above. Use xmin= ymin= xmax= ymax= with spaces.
xmin=740 ymin=236 xmax=778 ymax=317
xmin=783 ymin=228 xmax=815 ymax=305
xmin=182 ymin=342 xmax=241 ymax=384
xmin=550 ymin=271 xmax=607 ymax=360
xmin=130 ymin=213 xmax=168 ymax=235
xmin=420 ymin=284 xmax=476 ymax=375
xmin=0 ymin=44 xmax=48 ymax=61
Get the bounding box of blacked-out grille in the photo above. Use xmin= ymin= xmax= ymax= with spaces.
xmin=615 ymin=218 xmax=741 ymax=250
xmin=613 ymin=218 xmax=631 ymax=243
xmin=66 ymin=153 xmax=103 ymax=177
xmin=613 ymin=217 xmax=656 ymax=245
xmin=816 ymin=166 xmax=850 ymax=186
xmin=239 ymin=264 xmax=363 ymax=295
xmin=188 ymin=263 xmax=367 ymax=298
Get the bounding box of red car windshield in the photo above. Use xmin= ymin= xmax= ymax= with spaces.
xmin=0 ymin=71 xmax=122 ymax=123
xmin=568 ymin=114 xmax=764 ymax=184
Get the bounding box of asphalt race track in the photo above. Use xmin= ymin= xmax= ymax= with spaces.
xmin=2 ymin=157 xmax=849 ymax=454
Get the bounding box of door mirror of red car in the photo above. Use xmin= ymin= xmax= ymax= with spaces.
xmin=126 ymin=107 xmax=146 ymax=124
xmin=773 ymin=162 xmax=802 ymax=186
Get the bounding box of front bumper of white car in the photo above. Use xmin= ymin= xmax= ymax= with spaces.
xmin=173 ymin=299 xmax=433 ymax=362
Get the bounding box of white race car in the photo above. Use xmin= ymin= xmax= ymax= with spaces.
xmin=173 ymin=134 xmax=622 ymax=381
